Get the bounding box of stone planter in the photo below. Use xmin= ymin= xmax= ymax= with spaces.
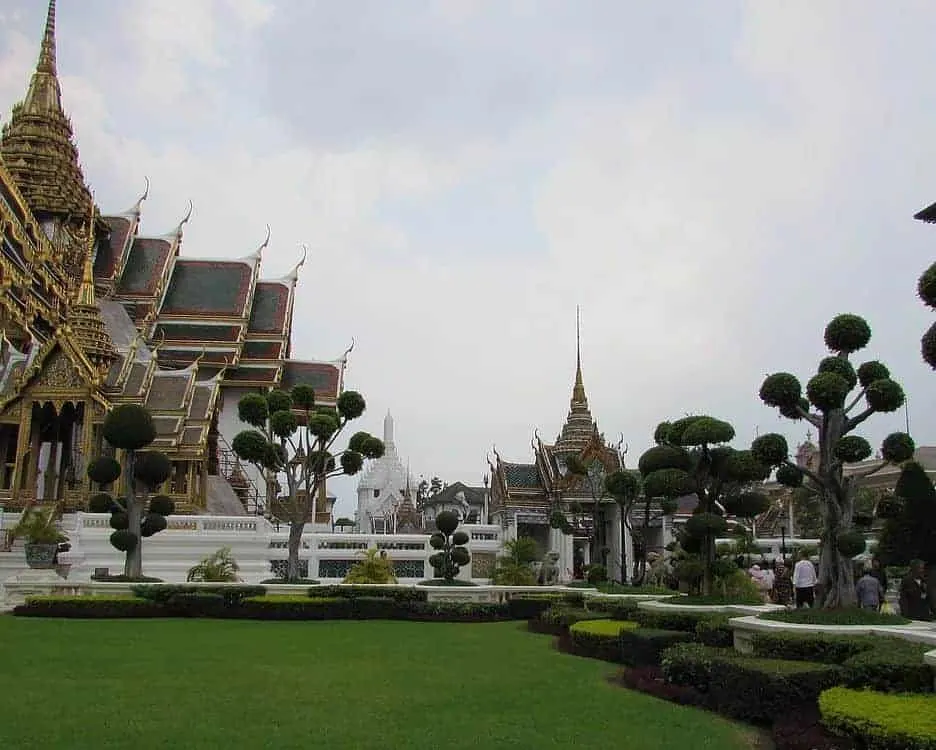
xmin=24 ymin=543 xmax=59 ymax=569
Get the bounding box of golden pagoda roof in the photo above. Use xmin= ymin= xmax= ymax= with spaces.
xmin=66 ymin=219 xmax=116 ymax=372
xmin=0 ymin=0 xmax=94 ymax=223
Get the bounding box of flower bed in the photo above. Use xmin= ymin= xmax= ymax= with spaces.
xmin=759 ymin=608 xmax=911 ymax=626
xmin=819 ymin=687 xmax=936 ymax=750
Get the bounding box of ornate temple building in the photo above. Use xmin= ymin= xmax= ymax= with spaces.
xmin=0 ymin=2 xmax=346 ymax=514
xmin=487 ymin=313 xmax=627 ymax=581
xmin=355 ymin=412 xmax=418 ymax=533
xmin=421 ymin=481 xmax=489 ymax=527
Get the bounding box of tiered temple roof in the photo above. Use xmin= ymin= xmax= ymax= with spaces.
xmin=488 ymin=310 xmax=623 ymax=521
xmin=0 ymin=1 xmax=350 ymax=511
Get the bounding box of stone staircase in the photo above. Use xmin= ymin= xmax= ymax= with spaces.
xmin=206 ymin=476 xmax=250 ymax=517
xmin=214 ymin=435 xmax=264 ymax=515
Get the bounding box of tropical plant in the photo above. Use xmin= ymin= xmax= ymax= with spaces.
xmin=186 ymin=547 xmax=241 ymax=582
xmin=752 ymin=314 xmax=913 ymax=607
xmin=876 ymin=461 xmax=936 ymax=567
xmin=919 ymin=261 xmax=936 ymax=368
xmin=428 ymin=510 xmax=470 ymax=583
xmin=639 ymin=416 xmax=770 ymax=596
xmin=491 ymin=537 xmax=538 ymax=585
xmin=231 ymin=386 xmax=383 ymax=582
xmin=86 ymin=405 xmax=174 ymax=579
xmin=11 ymin=504 xmax=68 ymax=545
xmin=343 ymin=548 xmax=397 ymax=584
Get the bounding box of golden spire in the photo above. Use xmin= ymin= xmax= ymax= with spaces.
xmin=1 ymin=0 xmax=94 ymax=236
xmin=572 ymin=304 xmax=586 ymax=405
xmin=67 ymin=202 xmax=115 ymax=373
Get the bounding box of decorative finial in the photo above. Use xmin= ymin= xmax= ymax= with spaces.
xmin=259 ymin=224 xmax=271 ymax=253
xmin=286 ymin=243 xmax=308 ymax=281
xmin=341 ymin=338 xmax=355 ymax=362
xmin=38 ymin=0 xmax=57 ymax=75
xmin=173 ymin=200 xmax=194 ymax=237
xmin=125 ymin=176 xmax=150 ymax=216
xmin=572 ymin=305 xmax=587 ymax=405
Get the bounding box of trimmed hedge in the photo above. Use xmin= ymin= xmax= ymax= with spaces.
xmin=759 ymin=608 xmax=911 ymax=626
xmin=619 ymin=628 xmax=696 ymax=667
xmin=568 ymin=619 xmax=639 ymax=662
xmin=661 ymin=594 xmax=762 ymax=606
xmin=695 ymin=615 xmax=733 ymax=648
xmin=529 ymin=605 xmax=610 ymax=635
xmin=662 ymin=644 xmax=844 ymax=723
xmin=820 ymin=687 xmax=936 ymax=750
xmin=132 ymin=584 xmax=266 ymax=606
xmin=14 ymin=596 xmax=166 ymax=618
xmin=750 ymin=631 xmax=932 ymax=693
xmin=633 ymin=608 xmax=715 ymax=633
xmin=585 ymin=596 xmax=639 ymax=620
xmin=306 ymin=585 xmax=427 ymax=603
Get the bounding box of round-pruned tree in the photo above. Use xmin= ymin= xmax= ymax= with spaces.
xmin=87 ymin=404 xmax=174 ymax=578
xmin=919 ymin=261 xmax=936 ymax=369
xmin=753 ymin=314 xmax=914 ymax=608
xmin=428 ymin=510 xmax=470 ymax=582
xmin=604 ymin=469 xmax=641 ymax=584
xmin=876 ymin=461 xmax=936 ymax=567
xmin=231 ymin=386 xmax=383 ymax=582
xmin=639 ymin=416 xmax=770 ymax=596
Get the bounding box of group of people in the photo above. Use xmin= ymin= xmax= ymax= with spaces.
xmin=747 ymin=551 xmax=935 ymax=620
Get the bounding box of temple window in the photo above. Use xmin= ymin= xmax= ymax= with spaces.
xmin=373 ymin=489 xmax=380 ymax=498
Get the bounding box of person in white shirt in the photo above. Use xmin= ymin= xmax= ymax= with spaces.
xmin=792 ymin=549 xmax=818 ymax=608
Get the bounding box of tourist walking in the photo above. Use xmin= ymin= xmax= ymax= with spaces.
xmin=899 ymin=560 xmax=933 ymax=621
xmin=855 ymin=566 xmax=885 ymax=611
xmin=792 ymin=550 xmax=817 ymax=608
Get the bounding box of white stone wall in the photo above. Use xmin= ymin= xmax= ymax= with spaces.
xmin=217 ymin=386 xmax=266 ymax=498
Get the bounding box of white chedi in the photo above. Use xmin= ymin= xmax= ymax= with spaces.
xmin=354 ymin=411 xmax=417 ymax=533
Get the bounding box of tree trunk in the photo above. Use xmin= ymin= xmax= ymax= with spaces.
xmin=286 ymin=521 xmax=304 ymax=582
xmin=620 ymin=509 xmax=628 ymax=584
xmin=701 ymin=533 xmax=714 ymax=597
xmin=124 ymin=451 xmax=142 ymax=579
xmin=818 ymin=488 xmax=856 ymax=608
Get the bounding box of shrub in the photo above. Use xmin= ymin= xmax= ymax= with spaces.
xmin=662 ymin=645 xmax=845 ymax=723
xmin=841 ymin=640 xmax=933 ymax=693
xmin=342 ymin=548 xmax=397 ymax=584
xmin=186 ymin=547 xmax=240 ymax=582
xmin=166 ymin=592 xmax=226 ymax=617
xmin=568 ymin=620 xmax=639 ymax=663
xmin=751 ymin=631 xmax=874 ymax=664
xmin=529 ymin=605 xmax=610 ymax=635
xmin=306 ymin=585 xmax=427 ymax=603
xmin=759 ymin=608 xmax=911 ymax=626
xmin=661 ymin=593 xmax=763 ymax=606
xmin=585 ymin=596 xmax=638 ymax=620
xmin=819 ymin=687 xmax=936 ymax=750
xmin=131 ymin=584 xmax=265 ymax=607
xmin=619 ymin=628 xmax=696 ymax=667
xmin=633 ymin=608 xmax=714 ymax=633
xmin=239 ymin=595 xmax=352 ymax=620
xmin=13 ymin=596 xmax=166 ymax=618
xmin=695 ymin=615 xmax=734 ymax=648
xmin=506 ymin=593 xmax=563 ymax=620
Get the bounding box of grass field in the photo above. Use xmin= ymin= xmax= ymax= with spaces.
xmin=0 ymin=617 xmax=754 ymax=749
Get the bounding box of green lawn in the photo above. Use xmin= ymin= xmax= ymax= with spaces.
xmin=0 ymin=617 xmax=753 ymax=749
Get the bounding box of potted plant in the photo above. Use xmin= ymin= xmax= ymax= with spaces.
xmin=11 ymin=504 xmax=69 ymax=569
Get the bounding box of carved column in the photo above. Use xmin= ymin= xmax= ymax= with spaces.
xmin=12 ymin=401 xmax=31 ymax=500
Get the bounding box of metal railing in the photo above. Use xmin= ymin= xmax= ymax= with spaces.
xmin=214 ymin=434 xmax=265 ymax=515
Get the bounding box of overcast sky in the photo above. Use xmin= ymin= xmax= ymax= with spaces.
xmin=1 ymin=1 xmax=935 ymax=517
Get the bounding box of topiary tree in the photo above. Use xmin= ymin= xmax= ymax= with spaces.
xmin=753 ymin=314 xmax=914 ymax=608
xmin=604 ymin=469 xmax=641 ymax=584
xmin=428 ymin=510 xmax=470 ymax=582
xmin=919 ymin=261 xmax=936 ymax=369
xmin=876 ymin=461 xmax=936 ymax=567
xmin=639 ymin=416 xmax=770 ymax=596
xmin=87 ymin=404 xmax=174 ymax=579
xmin=231 ymin=385 xmax=383 ymax=582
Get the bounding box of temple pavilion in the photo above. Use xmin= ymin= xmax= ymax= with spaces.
xmin=0 ymin=1 xmax=346 ymax=514
xmin=487 ymin=311 xmax=627 ymax=580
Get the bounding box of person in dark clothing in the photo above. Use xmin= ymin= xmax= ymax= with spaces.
xmin=868 ymin=557 xmax=889 ymax=612
xmin=899 ymin=560 xmax=933 ymax=621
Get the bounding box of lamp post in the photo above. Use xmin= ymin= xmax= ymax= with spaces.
xmin=780 ymin=524 xmax=787 ymax=561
